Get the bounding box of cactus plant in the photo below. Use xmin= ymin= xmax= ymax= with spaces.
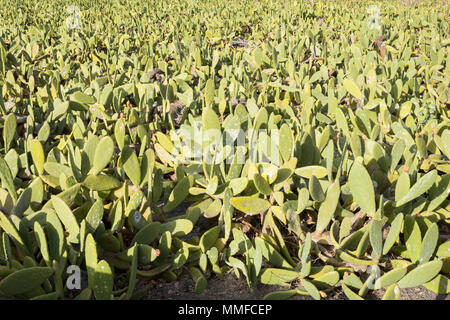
xmin=0 ymin=0 xmax=448 ymax=301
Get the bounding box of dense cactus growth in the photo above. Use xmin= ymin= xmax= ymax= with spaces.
xmin=0 ymin=0 xmax=449 ymax=300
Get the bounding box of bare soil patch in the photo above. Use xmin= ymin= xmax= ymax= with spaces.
xmin=137 ymin=272 xmax=448 ymax=300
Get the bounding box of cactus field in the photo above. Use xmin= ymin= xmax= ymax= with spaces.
xmin=0 ymin=0 xmax=449 ymax=300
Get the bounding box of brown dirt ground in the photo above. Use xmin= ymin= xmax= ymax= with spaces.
xmin=136 ymin=270 xmax=449 ymax=301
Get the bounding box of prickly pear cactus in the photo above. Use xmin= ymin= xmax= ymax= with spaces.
xmin=0 ymin=0 xmax=449 ymax=300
